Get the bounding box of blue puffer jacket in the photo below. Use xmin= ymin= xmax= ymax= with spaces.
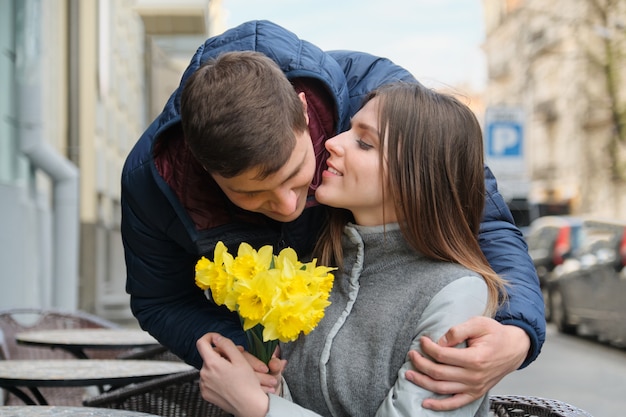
xmin=121 ymin=20 xmax=545 ymax=369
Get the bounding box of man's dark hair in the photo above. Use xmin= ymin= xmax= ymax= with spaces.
xmin=181 ymin=51 xmax=308 ymax=179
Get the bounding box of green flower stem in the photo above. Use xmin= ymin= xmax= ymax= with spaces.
xmin=245 ymin=323 xmax=278 ymax=366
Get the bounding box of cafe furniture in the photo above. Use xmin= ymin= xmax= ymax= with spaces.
xmin=83 ymin=371 xmax=593 ymax=417
xmin=488 ymin=395 xmax=594 ymax=417
xmin=15 ymin=329 xmax=160 ymax=360
xmin=0 ymin=308 xmax=126 ymax=406
xmin=0 ymin=406 xmax=162 ymax=417
xmin=83 ymin=369 xmax=229 ymax=417
xmin=0 ymin=359 xmax=193 ymax=406
xmin=82 ymin=368 xmax=594 ymax=417
xmin=0 ymin=396 xmax=595 ymax=417
xmin=116 ymin=344 xmax=181 ymax=362
xmin=0 ymin=308 xmax=124 ymax=362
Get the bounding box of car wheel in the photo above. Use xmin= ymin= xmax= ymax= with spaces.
xmin=550 ymin=287 xmax=576 ymax=335
xmin=542 ymin=286 xmax=551 ymax=322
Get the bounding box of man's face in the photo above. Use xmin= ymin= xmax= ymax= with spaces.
xmin=211 ymin=129 xmax=316 ymax=223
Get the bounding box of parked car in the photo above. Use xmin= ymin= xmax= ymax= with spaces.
xmin=547 ymin=219 xmax=626 ymax=347
xmin=525 ymin=216 xmax=585 ymax=321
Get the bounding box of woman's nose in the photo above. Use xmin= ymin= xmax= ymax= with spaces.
xmin=325 ymin=133 xmax=345 ymax=154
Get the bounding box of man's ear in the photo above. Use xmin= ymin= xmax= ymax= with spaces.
xmin=298 ymin=92 xmax=309 ymax=124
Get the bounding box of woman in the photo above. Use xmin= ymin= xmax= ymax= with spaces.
xmin=196 ymin=82 xmax=507 ymax=417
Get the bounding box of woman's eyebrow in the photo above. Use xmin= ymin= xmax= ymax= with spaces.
xmin=354 ymin=121 xmax=379 ymax=138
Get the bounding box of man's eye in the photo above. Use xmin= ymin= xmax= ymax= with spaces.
xmin=357 ymin=139 xmax=374 ymax=150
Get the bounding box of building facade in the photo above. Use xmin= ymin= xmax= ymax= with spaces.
xmin=482 ymin=0 xmax=626 ymax=219
xmin=0 ymin=0 xmax=215 ymax=322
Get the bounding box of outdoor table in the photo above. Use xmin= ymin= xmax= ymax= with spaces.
xmin=15 ymin=329 xmax=161 ymax=359
xmin=0 ymin=359 xmax=194 ymax=405
xmin=0 ymin=406 xmax=161 ymax=417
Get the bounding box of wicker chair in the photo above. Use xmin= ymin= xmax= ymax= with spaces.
xmin=83 ymin=369 xmax=230 ymax=417
xmin=117 ymin=344 xmax=183 ymax=363
xmin=84 ymin=374 xmax=594 ymax=417
xmin=0 ymin=307 xmax=126 ymax=406
xmin=489 ymin=395 xmax=594 ymax=417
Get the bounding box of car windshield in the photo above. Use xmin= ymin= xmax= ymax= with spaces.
xmin=577 ymin=222 xmax=623 ymax=257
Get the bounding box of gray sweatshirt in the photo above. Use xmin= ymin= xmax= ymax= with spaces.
xmin=268 ymin=223 xmax=490 ymax=417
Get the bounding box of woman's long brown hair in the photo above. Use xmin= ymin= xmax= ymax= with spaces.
xmin=314 ymin=82 xmax=507 ymax=315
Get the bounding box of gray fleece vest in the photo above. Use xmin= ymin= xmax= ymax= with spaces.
xmin=281 ymin=223 xmax=482 ymax=417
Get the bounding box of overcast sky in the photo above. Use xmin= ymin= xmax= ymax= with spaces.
xmin=221 ymin=0 xmax=487 ymax=91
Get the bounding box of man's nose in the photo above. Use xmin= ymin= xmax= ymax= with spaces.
xmin=269 ymin=190 xmax=298 ymax=216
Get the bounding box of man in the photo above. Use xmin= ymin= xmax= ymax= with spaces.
xmin=122 ymin=20 xmax=545 ymax=410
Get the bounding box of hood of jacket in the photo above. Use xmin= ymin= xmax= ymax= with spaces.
xmin=152 ymin=20 xmax=350 ymax=145
xmin=121 ymin=20 xmax=353 ymax=255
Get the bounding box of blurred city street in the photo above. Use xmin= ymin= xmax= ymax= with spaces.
xmin=493 ymin=323 xmax=626 ymax=417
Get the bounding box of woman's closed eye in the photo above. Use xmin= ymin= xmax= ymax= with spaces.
xmin=356 ymin=138 xmax=374 ymax=150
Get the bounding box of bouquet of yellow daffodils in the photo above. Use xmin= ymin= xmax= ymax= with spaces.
xmin=195 ymin=241 xmax=335 ymax=365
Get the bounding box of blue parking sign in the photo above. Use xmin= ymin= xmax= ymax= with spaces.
xmin=484 ymin=106 xmax=525 ymax=179
xmin=487 ymin=121 xmax=523 ymax=157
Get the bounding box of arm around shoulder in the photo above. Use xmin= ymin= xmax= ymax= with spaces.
xmin=479 ymin=166 xmax=545 ymax=367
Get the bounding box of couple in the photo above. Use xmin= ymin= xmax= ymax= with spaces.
xmin=121 ymin=20 xmax=544 ymax=417
xmin=194 ymin=55 xmax=506 ymax=416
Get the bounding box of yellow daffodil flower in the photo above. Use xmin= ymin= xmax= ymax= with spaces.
xmin=195 ymin=241 xmax=335 ymax=364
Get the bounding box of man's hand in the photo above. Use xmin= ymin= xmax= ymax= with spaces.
xmin=405 ymin=317 xmax=530 ymax=411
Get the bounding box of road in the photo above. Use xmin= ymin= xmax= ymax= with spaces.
xmin=492 ymin=323 xmax=626 ymax=417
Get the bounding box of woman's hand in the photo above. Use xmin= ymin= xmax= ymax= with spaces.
xmin=197 ymin=333 xmax=269 ymax=417
xmin=267 ymin=347 xmax=287 ymax=395
xmin=405 ymin=317 xmax=530 ymax=410
xmin=241 ymin=346 xmax=287 ymax=394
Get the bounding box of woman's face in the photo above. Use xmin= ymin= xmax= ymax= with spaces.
xmin=315 ymin=97 xmax=397 ymax=226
